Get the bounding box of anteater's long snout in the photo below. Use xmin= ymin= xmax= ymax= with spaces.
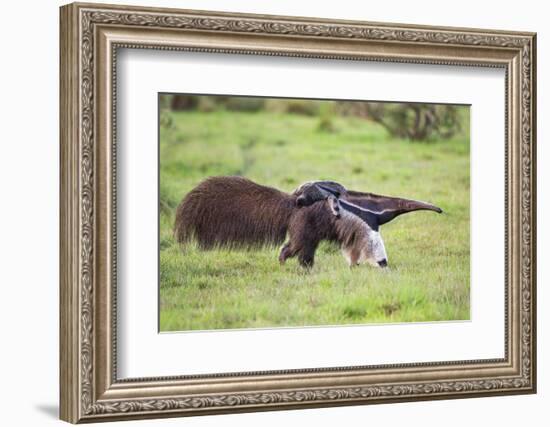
xmin=406 ymin=200 xmax=443 ymax=214
xmin=377 ymin=258 xmax=388 ymax=268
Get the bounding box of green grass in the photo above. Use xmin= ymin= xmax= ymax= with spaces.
xmin=159 ymin=108 xmax=470 ymax=331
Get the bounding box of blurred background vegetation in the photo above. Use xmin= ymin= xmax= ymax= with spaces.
xmin=161 ymin=94 xmax=466 ymax=142
xmin=159 ymin=94 xmax=470 ymax=332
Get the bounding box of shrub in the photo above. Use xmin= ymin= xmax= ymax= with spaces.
xmin=337 ymin=101 xmax=464 ymax=141
xmin=170 ymin=95 xmax=199 ymax=111
xmin=317 ymin=103 xmax=336 ymax=133
xmin=224 ymin=97 xmax=265 ymax=112
xmin=285 ymin=100 xmax=320 ymax=116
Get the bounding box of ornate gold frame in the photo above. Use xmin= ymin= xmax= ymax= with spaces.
xmin=59 ymin=2 xmax=537 ymax=423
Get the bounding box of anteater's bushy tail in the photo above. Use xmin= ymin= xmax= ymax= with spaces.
xmin=174 ymin=176 xmax=296 ymax=249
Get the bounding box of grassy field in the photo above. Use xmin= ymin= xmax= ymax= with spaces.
xmin=159 ymin=108 xmax=470 ymax=331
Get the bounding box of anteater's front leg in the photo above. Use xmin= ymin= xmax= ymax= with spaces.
xmin=279 ymin=242 xmax=294 ymax=265
xmin=281 ymin=223 xmax=322 ymax=269
xmin=278 ymin=239 xmax=319 ymax=268
xmin=297 ymin=240 xmax=318 ymax=268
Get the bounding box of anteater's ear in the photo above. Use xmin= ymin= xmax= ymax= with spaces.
xmin=343 ymin=190 xmax=443 ymax=227
xmin=294 ymin=181 xmax=347 ymax=207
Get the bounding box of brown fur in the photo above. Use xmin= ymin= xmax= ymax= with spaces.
xmin=175 ymin=176 xmax=296 ymax=249
xmin=174 ymin=176 xmax=367 ymax=267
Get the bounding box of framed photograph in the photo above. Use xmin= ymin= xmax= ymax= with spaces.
xmin=60 ymin=2 xmax=537 ymax=423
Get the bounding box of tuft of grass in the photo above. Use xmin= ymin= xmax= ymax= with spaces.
xmin=159 ymin=108 xmax=470 ymax=332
